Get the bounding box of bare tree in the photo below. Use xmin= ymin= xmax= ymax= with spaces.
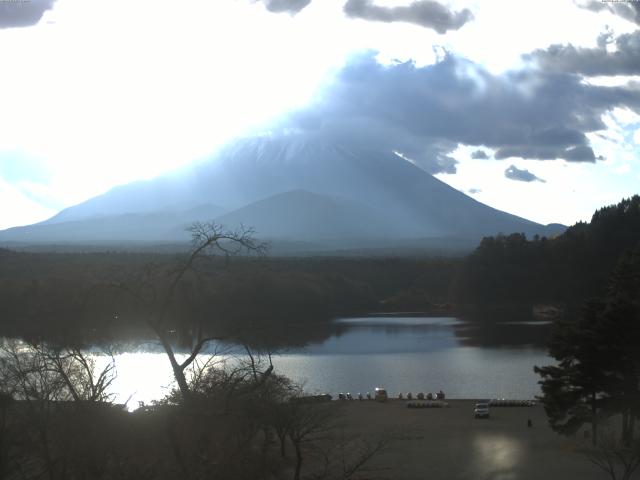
xmin=0 ymin=340 xmax=116 ymax=404
xmin=311 ymin=432 xmax=391 ymax=480
xmin=582 ymin=421 xmax=640 ymax=480
xmin=104 ymin=222 xmax=266 ymax=403
xmin=0 ymin=391 xmax=18 ymax=480
xmin=0 ymin=339 xmax=117 ymax=480
xmin=286 ymin=402 xmax=337 ymax=480
xmin=33 ymin=344 xmax=116 ymax=404
xmin=156 ymin=223 xmax=266 ymax=401
xmin=272 ymin=398 xmax=392 ymax=480
xmin=151 ymin=344 xmax=292 ymax=479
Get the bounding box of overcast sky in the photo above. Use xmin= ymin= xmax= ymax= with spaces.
xmin=0 ymin=0 xmax=639 ymax=229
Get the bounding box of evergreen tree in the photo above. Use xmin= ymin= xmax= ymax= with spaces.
xmin=535 ymin=245 xmax=640 ymax=445
xmin=535 ymin=300 xmax=612 ymax=444
xmin=598 ymin=247 xmax=640 ymax=445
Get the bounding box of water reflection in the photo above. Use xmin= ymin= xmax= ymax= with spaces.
xmin=94 ymin=350 xmax=238 ymax=409
xmin=94 ymin=352 xmax=178 ymax=408
xmin=7 ymin=316 xmax=553 ymax=409
xmin=299 ymin=317 xmax=461 ymax=355
xmin=271 ymin=316 xmax=549 ymax=403
xmin=334 ymin=317 xmax=463 ymax=327
xmin=454 ymin=322 xmax=552 ymax=348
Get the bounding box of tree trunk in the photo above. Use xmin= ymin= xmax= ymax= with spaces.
xmin=165 ymin=412 xmax=189 ymax=478
xmin=172 ymin=363 xmax=191 ymax=402
xmin=279 ymin=434 xmax=287 ymax=458
xmin=622 ymin=411 xmax=631 ymax=446
xmin=155 ymin=327 xmax=191 ymax=402
xmin=293 ymin=441 xmax=303 ymax=480
xmin=592 ymin=391 xmax=598 ymax=446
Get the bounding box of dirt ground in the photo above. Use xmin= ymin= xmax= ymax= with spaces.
xmin=336 ymin=399 xmax=603 ymax=480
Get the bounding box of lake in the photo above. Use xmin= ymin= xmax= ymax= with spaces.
xmin=102 ymin=316 xmax=552 ymax=408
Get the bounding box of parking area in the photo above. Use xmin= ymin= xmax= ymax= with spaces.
xmin=336 ymin=399 xmax=601 ymax=480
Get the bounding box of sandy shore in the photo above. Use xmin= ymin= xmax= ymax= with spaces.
xmin=336 ymin=399 xmax=602 ymax=480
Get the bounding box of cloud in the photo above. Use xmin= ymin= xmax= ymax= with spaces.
xmin=471 ymin=150 xmax=490 ymax=159
xmin=495 ymin=145 xmax=597 ymax=162
xmin=275 ymin=51 xmax=637 ymax=173
xmin=258 ymin=0 xmax=311 ymax=14
xmin=576 ymin=0 xmax=640 ymax=25
xmin=0 ymin=178 xmax=56 ymax=229
xmin=343 ymin=0 xmax=473 ymax=34
xmin=504 ymin=165 xmax=546 ymax=183
xmin=0 ymin=0 xmax=55 ymax=28
xmin=468 ymin=188 xmax=481 ymax=194
xmin=0 ymin=154 xmax=50 ymax=183
xmin=527 ymin=30 xmax=640 ymax=76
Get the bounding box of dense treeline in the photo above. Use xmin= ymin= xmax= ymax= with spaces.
xmin=455 ymin=195 xmax=640 ymax=307
xmin=0 ymin=248 xmax=456 ymax=345
xmin=2 ymin=195 xmax=639 ymax=346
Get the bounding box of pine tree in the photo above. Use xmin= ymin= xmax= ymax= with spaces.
xmin=535 ymin=244 xmax=640 ymax=445
xmin=598 ymin=247 xmax=640 ymax=445
xmin=535 ymin=300 xmax=612 ymax=444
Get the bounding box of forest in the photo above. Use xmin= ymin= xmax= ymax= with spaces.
xmin=1 ymin=195 xmax=639 ymax=347
xmin=0 ymin=244 xmax=456 ymax=347
xmin=454 ymin=195 xmax=640 ymax=310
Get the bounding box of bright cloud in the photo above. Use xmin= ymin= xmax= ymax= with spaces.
xmin=0 ymin=0 xmax=639 ymax=229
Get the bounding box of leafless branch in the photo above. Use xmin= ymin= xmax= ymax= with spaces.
xmin=583 ymin=425 xmax=640 ymax=480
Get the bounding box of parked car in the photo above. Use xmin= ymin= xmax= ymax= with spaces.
xmin=474 ymin=402 xmax=490 ymax=419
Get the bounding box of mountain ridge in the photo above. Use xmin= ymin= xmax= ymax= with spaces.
xmin=0 ymin=134 xmax=565 ymax=252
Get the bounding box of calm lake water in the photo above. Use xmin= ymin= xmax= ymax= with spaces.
xmin=101 ymin=316 xmax=552 ymax=408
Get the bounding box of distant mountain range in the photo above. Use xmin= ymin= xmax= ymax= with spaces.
xmin=0 ymin=135 xmax=565 ymax=253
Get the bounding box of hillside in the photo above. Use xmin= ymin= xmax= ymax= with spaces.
xmin=454 ymin=195 xmax=640 ymax=305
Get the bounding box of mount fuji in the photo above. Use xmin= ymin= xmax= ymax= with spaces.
xmin=0 ymin=134 xmax=564 ymax=253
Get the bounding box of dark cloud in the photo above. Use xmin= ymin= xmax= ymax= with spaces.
xmin=577 ymin=0 xmax=640 ymax=25
xmin=343 ymin=0 xmax=473 ymax=34
xmin=0 ymin=0 xmax=55 ymax=28
xmin=258 ymin=0 xmax=311 ymax=14
xmin=564 ymin=145 xmax=598 ymax=162
xmin=275 ymin=51 xmax=637 ymax=173
xmin=527 ymin=30 xmax=640 ymax=76
xmin=504 ymin=165 xmax=546 ymax=183
xmin=471 ymin=150 xmax=490 ymax=159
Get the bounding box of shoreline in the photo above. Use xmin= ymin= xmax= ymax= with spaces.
xmin=330 ymin=397 xmax=539 ymax=402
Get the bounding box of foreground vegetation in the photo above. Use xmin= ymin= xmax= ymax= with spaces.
xmin=0 ymin=338 xmax=389 ymax=480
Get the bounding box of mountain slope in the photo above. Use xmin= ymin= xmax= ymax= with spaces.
xmin=210 ymin=189 xmax=426 ymax=241
xmin=0 ymin=134 xmax=563 ymax=249
xmin=0 ymin=204 xmax=225 ymax=243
